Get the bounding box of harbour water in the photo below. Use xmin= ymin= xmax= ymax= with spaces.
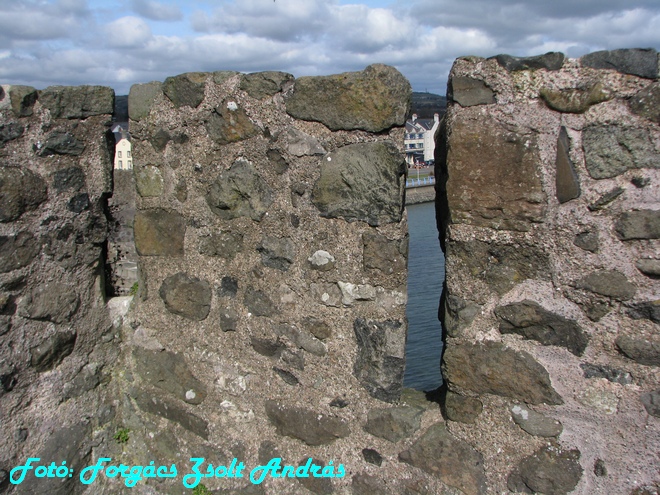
xmin=403 ymin=201 xmax=445 ymax=391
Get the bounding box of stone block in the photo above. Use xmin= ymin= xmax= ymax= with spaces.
xmin=446 ymin=115 xmax=546 ymax=231
xmin=285 ymin=64 xmax=410 ymax=132
xmin=159 ymin=272 xmax=211 ymax=321
xmin=442 ymin=342 xmax=563 ymax=405
xmin=134 ymin=209 xmax=186 ymax=256
xmin=312 ymin=142 xmax=405 ymax=227
xmin=264 ymin=401 xmax=350 ymax=446
xmin=0 ymin=167 xmax=47 ymax=222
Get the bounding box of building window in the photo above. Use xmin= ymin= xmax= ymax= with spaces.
xmin=118 ymin=151 xmax=122 ymax=158
xmin=127 ymin=151 xmax=131 ymax=158
xmin=127 ymin=160 xmax=132 ymax=167
xmin=118 ymin=160 xmax=123 ymax=168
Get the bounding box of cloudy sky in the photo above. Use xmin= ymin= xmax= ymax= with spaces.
xmin=1 ymin=0 xmax=659 ymax=96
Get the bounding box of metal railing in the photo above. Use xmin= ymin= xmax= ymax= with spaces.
xmin=406 ymin=176 xmax=436 ymax=188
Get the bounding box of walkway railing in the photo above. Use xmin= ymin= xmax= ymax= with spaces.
xmin=406 ymin=176 xmax=436 ymax=188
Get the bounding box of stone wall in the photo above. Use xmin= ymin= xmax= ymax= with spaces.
xmin=0 ymin=84 xmax=119 ymax=493
xmin=100 ymin=65 xmax=464 ymax=495
xmin=438 ymin=49 xmax=660 ymax=494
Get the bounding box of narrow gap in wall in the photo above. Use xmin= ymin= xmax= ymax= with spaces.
xmin=402 ymin=94 xmax=447 ymax=392
xmin=403 ymin=202 xmax=445 ymax=392
xmin=104 ymin=94 xmax=137 ymax=298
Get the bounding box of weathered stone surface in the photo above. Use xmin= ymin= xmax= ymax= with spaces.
xmin=273 ymin=367 xmax=299 ymax=386
xmin=128 ymin=81 xmax=162 ymax=121
xmin=174 ymin=177 xmax=187 ymax=202
xmin=446 ymin=116 xmax=546 ymax=231
xmin=510 ymin=404 xmax=563 ymax=437
xmin=159 ymin=272 xmax=211 ymax=321
xmin=444 ymin=391 xmax=483 ymax=423
xmin=134 ymin=209 xmax=186 ymax=256
xmin=573 ymin=230 xmax=599 ymax=253
xmin=149 ymin=128 xmax=170 ymax=152
xmin=581 ymin=48 xmax=659 ymax=79
xmin=581 ymin=391 xmax=619 ymax=415
xmin=512 ymin=445 xmax=583 ymax=495
xmin=9 ymin=85 xmax=38 ymax=117
xmin=67 ymin=193 xmax=89 ymax=213
xmin=362 ymin=232 xmax=407 ymax=275
xmin=285 ymin=64 xmax=410 ymax=132
xmin=449 ymin=76 xmax=495 ymax=107
xmin=52 ymin=166 xmax=85 ymax=192
xmin=630 ymin=82 xmax=660 ymax=123
xmin=162 ymin=72 xmax=207 ymax=108
xmin=38 ymin=131 xmax=85 ymax=156
xmin=311 ymin=142 xmax=405 ymax=227
xmin=0 ymin=167 xmax=47 ymax=222
xmin=363 ymin=406 xmax=423 ymax=443
xmin=636 ymin=258 xmax=660 ymax=277
xmin=362 ymin=448 xmax=383 ymax=466
xmin=588 ymin=186 xmax=624 ymax=211
xmin=616 ymin=334 xmax=660 ymax=366
xmin=575 ymin=270 xmax=636 ymax=301
xmin=284 ymin=127 xmax=325 ymax=157
xmin=311 ymin=282 xmax=342 ymax=307
xmin=615 ymin=210 xmax=660 ymax=240
xmin=19 ymin=425 xmax=91 ymax=494
xmin=133 ymin=348 xmax=207 ymax=404
xmin=352 ymin=473 xmax=388 ymax=495
xmin=257 ymin=236 xmax=296 ymax=271
xmin=0 ymin=231 xmax=40 ymax=273
xmin=135 ymin=165 xmax=163 ymax=197
xmin=18 ymin=283 xmax=79 ymax=323
xmin=443 ymin=342 xmax=563 ymax=405
xmin=492 ymin=52 xmax=565 ymax=71
xmin=353 ymin=318 xmax=406 ymax=403
xmin=627 ymin=300 xmax=660 ymax=324
xmin=244 ymin=288 xmax=278 ymax=317
xmin=63 ymin=364 xmax=100 ymax=399
xmin=240 ymin=71 xmax=293 ymax=99
xmin=275 ymin=323 xmax=327 ymax=356
xmin=581 ymin=363 xmax=632 ymax=385
xmin=583 ymin=125 xmax=658 ymax=179
xmin=219 ymin=276 xmax=239 ymax=298
xmin=39 ymin=85 xmax=114 ymax=119
xmin=541 ymin=83 xmax=611 ymax=113
xmin=250 ymin=336 xmax=285 ymax=357
xmin=206 ymin=158 xmax=273 ymax=222
xmin=308 ymin=250 xmax=336 ymax=271
xmin=444 ymin=295 xmax=481 ymax=338
xmin=555 ymin=126 xmax=580 ymax=203
xmin=206 ymin=100 xmax=260 ymax=145
xmin=495 ymin=300 xmax=589 ymax=356
xmin=30 ymin=330 xmax=77 ymax=372
xmin=448 ymin=240 xmax=550 ymax=296
xmin=264 ymin=400 xmax=350 ymax=446
xmin=399 ymin=423 xmax=487 ymax=495
xmin=199 ymin=232 xmax=244 ymax=259
xmin=338 ymin=282 xmax=376 ymax=306
xmin=640 ymin=390 xmax=660 ymax=418
xmin=267 ymin=148 xmax=289 ymax=174
xmin=301 ymin=317 xmax=332 ymax=341
xmin=295 ymin=458 xmax=335 ymax=494
xmin=0 ymin=122 xmax=24 ymax=146
xmin=219 ymin=307 xmax=239 ymax=332
xmin=134 ymin=390 xmax=209 ymax=439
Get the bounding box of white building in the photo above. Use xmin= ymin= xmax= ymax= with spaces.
xmin=112 ymin=123 xmax=133 ymax=170
xmin=404 ymin=113 xmax=440 ymax=167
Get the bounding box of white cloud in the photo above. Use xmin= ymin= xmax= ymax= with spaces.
xmin=105 ymin=16 xmax=154 ymax=48
xmin=0 ymin=0 xmax=658 ymax=95
xmin=131 ymin=0 xmax=183 ymax=21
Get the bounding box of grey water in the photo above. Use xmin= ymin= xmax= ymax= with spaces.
xmin=403 ymin=201 xmax=445 ymax=392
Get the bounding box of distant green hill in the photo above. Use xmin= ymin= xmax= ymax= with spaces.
xmin=411 ymin=92 xmax=447 ymax=119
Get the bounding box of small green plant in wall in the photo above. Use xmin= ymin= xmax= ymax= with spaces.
xmin=192 ymin=484 xmax=211 ymax=495
xmin=129 ymin=282 xmax=139 ymax=296
xmin=114 ymin=428 xmax=130 ymax=444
